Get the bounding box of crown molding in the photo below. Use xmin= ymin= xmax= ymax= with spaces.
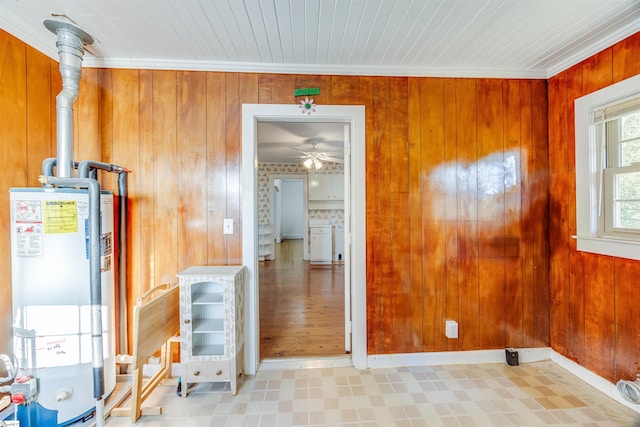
xmin=83 ymin=57 xmax=550 ymax=79
xmin=545 ymin=20 xmax=640 ymax=78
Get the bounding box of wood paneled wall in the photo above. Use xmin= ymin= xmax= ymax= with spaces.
xmin=0 ymin=28 xmax=549 ymax=357
xmin=548 ymin=32 xmax=640 ymax=382
xmin=366 ymin=78 xmax=549 ymax=353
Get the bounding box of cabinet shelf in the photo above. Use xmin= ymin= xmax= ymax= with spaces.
xmin=193 ymin=344 xmax=224 ymax=356
xmin=193 ymin=293 xmax=223 ymax=304
xmin=193 ymin=318 xmax=224 ymax=333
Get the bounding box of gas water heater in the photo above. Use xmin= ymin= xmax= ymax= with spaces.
xmin=2 ymin=16 xmax=128 ymax=427
xmin=9 ymin=188 xmax=116 ymax=425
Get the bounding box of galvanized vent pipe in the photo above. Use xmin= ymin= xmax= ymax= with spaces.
xmin=43 ymin=18 xmax=94 ymax=178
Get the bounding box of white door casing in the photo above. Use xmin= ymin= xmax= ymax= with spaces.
xmin=343 ymin=123 xmax=352 ymax=353
xmin=241 ymin=104 xmax=366 ymax=374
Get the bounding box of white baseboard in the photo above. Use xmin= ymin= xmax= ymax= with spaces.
xmin=367 ymin=347 xmax=551 ymax=369
xmin=550 ymin=350 xmax=640 ymax=414
xmin=259 ymin=355 xmax=353 ymax=371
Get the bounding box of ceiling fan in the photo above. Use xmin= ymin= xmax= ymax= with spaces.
xmin=291 ymin=140 xmax=343 ymax=170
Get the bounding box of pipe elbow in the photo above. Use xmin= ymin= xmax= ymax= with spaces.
xmin=57 ymin=88 xmax=79 ymax=107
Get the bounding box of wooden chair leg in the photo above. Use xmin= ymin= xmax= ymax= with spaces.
xmin=131 ymin=368 xmax=143 ymax=423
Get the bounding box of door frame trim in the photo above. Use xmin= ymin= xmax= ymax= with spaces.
xmin=241 ymin=104 xmax=366 ymax=374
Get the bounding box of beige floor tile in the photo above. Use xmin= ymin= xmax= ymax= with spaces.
xmin=105 ymin=360 xmax=639 ymax=427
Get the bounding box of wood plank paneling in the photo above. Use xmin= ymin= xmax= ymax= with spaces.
xmin=407 ymin=78 xmax=424 ymax=351
xmin=109 ymin=69 xmax=140 ymax=349
xmin=98 ymin=69 xmax=115 ymax=192
xmin=206 ymin=72 xmax=227 ymax=264
xmin=565 ymin=64 xmax=585 ymax=364
xmin=503 ymin=80 xmax=523 ymax=347
xmin=152 ymin=71 xmax=178 ymax=284
xmin=420 ymin=78 xmax=446 ymax=351
xmin=177 ymin=71 xmax=207 ymax=270
xmin=548 ymin=73 xmax=570 ymax=357
xmin=331 ymin=76 xmax=360 ymax=105
xmin=225 ymin=73 xmax=241 ymax=264
xmin=138 ymin=69 xmax=155 ymax=297
xmin=612 ymin=32 xmax=640 ymax=83
xmin=0 ymin=30 xmax=27 ymax=352
xmin=529 ymin=79 xmax=550 ymax=347
xmin=373 ymin=77 xmax=393 ymax=352
xmin=476 ymin=79 xmax=506 ymax=349
xmin=443 ymin=79 xmax=459 ymax=351
xmin=76 ymin=68 xmax=101 ymax=163
xmin=390 ymin=77 xmax=411 ymax=353
xmin=362 ymin=75 xmax=383 ymax=353
xmin=1 ymin=28 xmax=557 ymax=362
xmin=25 ymin=45 xmax=53 ymax=187
xmin=548 ymin=32 xmax=640 ymax=381
xmin=456 ymin=78 xmax=480 ymax=350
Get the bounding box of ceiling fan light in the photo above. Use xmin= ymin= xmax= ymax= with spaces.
xmin=314 ymin=159 xmax=323 ymax=169
xmin=303 ymin=158 xmax=313 ymax=169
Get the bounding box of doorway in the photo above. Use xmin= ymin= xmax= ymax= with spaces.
xmin=241 ymin=104 xmax=366 ymax=374
xmin=260 ymin=164 xmax=344 ymax=358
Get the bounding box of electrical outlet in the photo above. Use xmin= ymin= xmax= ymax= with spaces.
xmin=223 ymin=219 xmax=233 ymax=235
xmin=445 ymin=320 xmax=458 ymax=339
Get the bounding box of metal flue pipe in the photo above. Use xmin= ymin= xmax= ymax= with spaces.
xmin=43 ymin=18 xmax=94 ymax=178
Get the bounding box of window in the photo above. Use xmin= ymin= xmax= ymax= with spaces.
xmin=602 ymin=108 xmax=640 ymax=236
xmin=575 ymin=73 xmax=640 ymax=260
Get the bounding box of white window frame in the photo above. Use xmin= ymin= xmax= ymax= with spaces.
xmin=575 ymin=73 xmax=640 ymax=260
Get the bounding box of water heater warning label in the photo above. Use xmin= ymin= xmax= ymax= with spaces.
xmin=14 ymin=199 xmax=43 ymax=257
xmin=44 ymin=200 xmax=78 ymax=234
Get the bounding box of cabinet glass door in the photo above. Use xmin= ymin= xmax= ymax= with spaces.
xmin=191 ymin=281 xmax=225 ymax=356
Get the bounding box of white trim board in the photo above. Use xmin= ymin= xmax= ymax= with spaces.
xmin=367 ymin=348 xmax=552 ymax=369
xmin=241 ymin=104 xmax=367 ymax=375
xmin=550 ymin=350 xmax=640 ymax=414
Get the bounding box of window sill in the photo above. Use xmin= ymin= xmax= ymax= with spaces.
xmin=573 ymin=235 xmax=640 ymax=261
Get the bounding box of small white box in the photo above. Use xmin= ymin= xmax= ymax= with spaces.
xmin=445 ymin=320 xmax=458 ymax=339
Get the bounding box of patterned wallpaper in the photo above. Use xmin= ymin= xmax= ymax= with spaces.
xmin=258 ymin=162 xmax=345 ymax=230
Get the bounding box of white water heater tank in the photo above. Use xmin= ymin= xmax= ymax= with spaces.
xmin=9 ymin=187 xmax=116 ymax=425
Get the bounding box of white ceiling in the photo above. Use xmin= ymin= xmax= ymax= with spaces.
xmin=1 ymin=0 xmax=639 ymax=80
xmin=258 ymin=122 xmax=345 ymax=163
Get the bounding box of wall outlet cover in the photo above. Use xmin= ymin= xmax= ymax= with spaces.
xmin=445 ymin=320 xmax=458 ymax=339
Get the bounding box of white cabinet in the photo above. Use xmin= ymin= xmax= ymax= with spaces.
xmin=309 ymin=173 xmax=344 ymax=201
xmin=310 ymin=225 xmax=332 ymax=264
xmin=258 ymin=223 xmax=275 ymax=261
xmin=178 ymin=266 xmax=244 ymax=396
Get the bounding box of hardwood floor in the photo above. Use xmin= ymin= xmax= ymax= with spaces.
xmin=259 ymin=239 xmax=346 ymax=358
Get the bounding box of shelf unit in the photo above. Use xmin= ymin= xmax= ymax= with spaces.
xmin=178 ymin=266 xmax=244 ymax=396
xmin=258 ymin=223 xmax=275 ymax=261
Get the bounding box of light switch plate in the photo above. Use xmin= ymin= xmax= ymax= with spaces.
xmin=223 ymin=218 xmax=233 ymax=234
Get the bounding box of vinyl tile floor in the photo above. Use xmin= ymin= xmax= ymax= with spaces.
xmin=105 ymin=360 xmax=640 ymax=427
